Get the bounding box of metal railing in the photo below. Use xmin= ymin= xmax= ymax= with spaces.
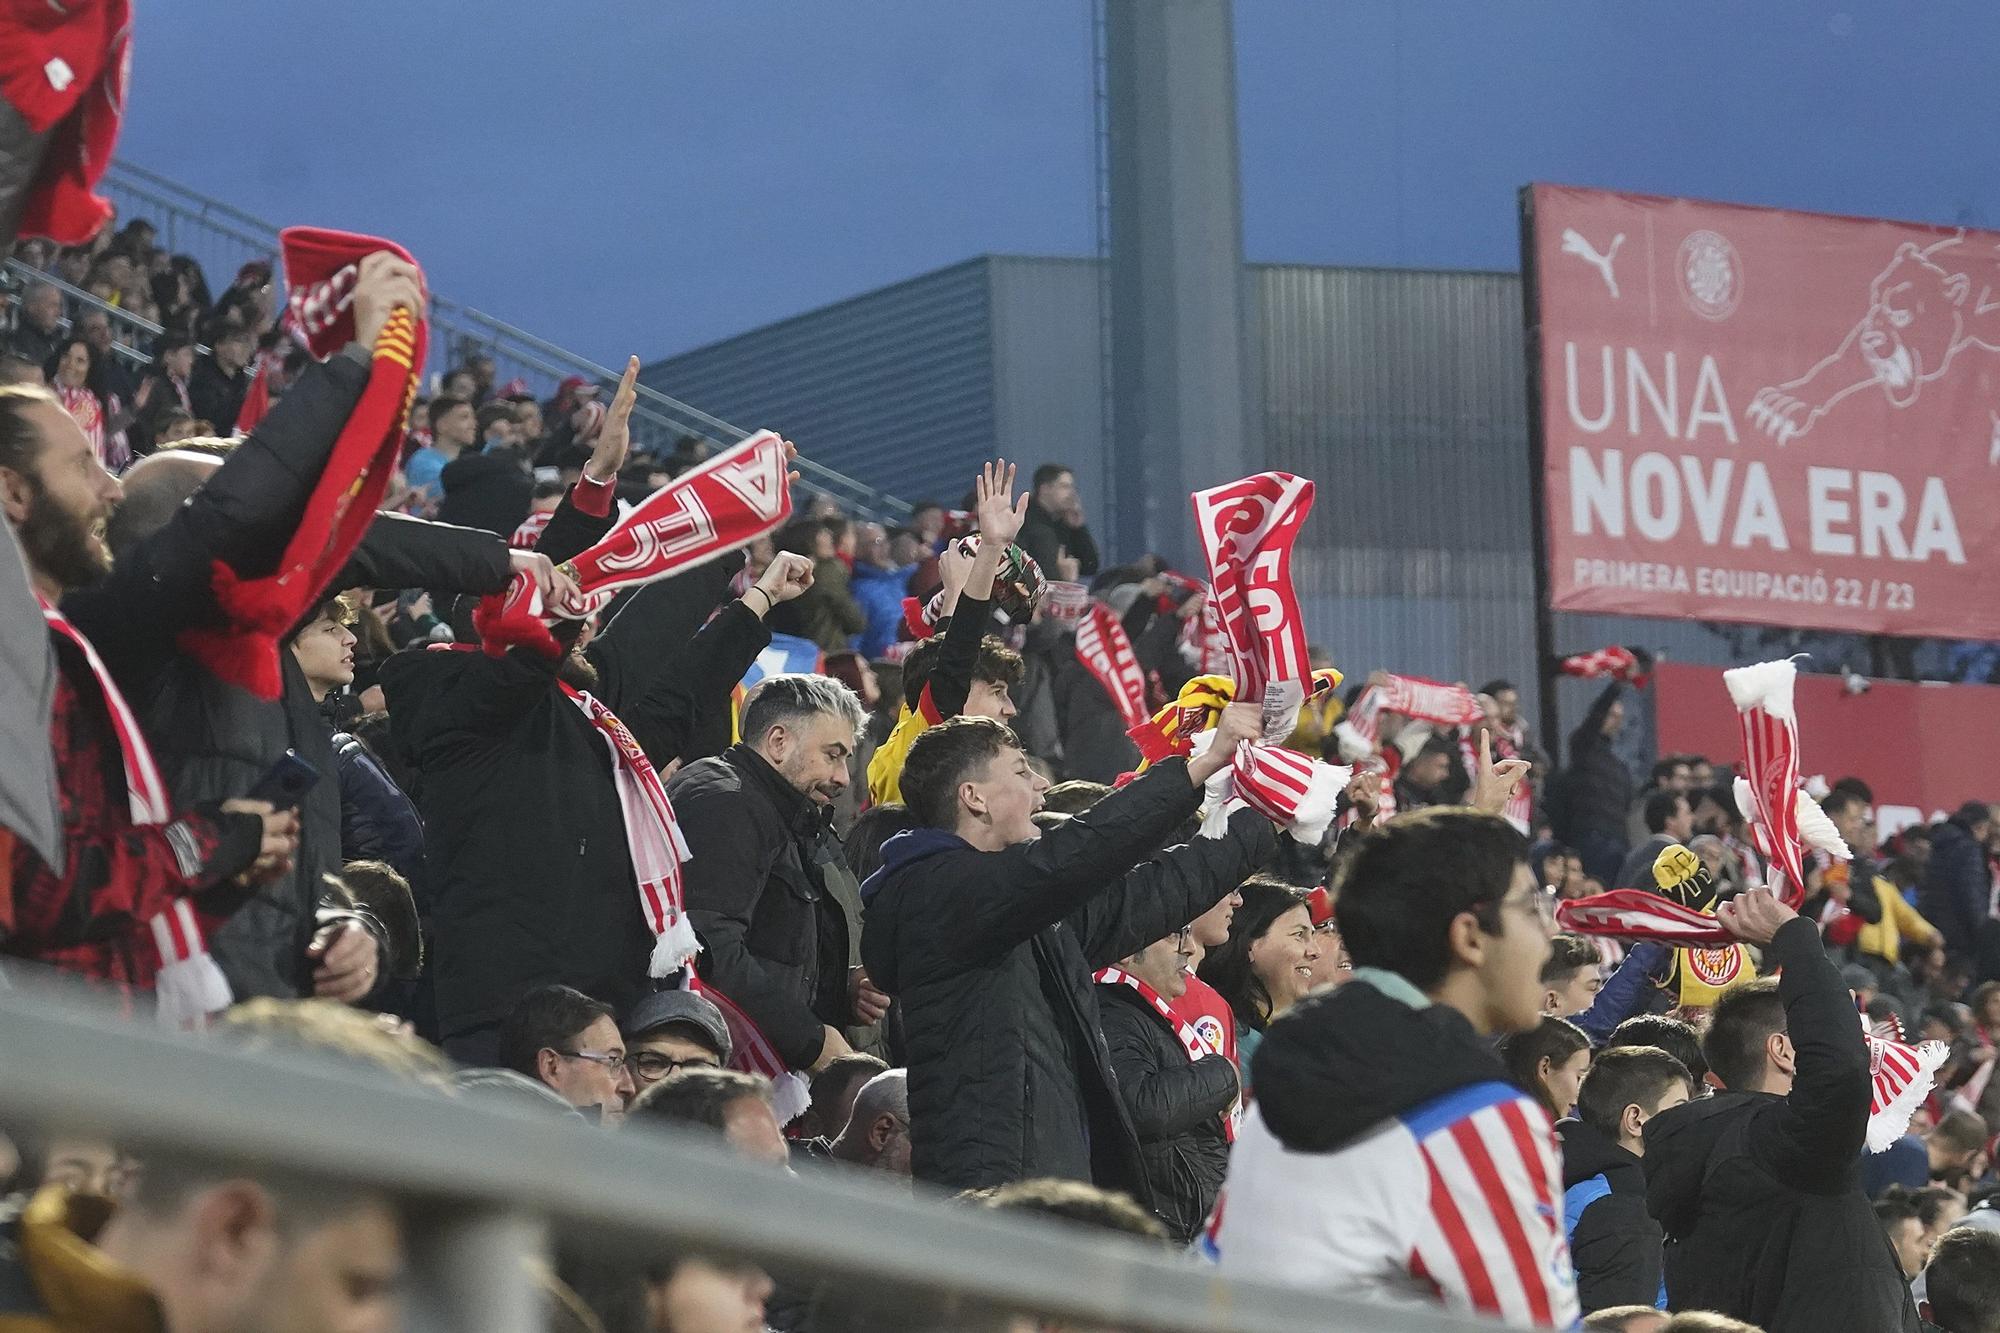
xmin=96 ymin=162 xmax=909 ymax=520
xmin=0 ymin=977 xmax=1490 ymax=1333
xmin=1 ymin=256 xmax=193 ymax=369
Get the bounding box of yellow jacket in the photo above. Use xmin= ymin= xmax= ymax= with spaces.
xmin=866 ymin=696 xmax=937 ymax=807
xmin=1855 ymin=878 xmax=1940 ymax=964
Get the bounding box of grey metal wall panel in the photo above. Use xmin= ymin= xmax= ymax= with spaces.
xmin=987 ymin=256 xmax=1112 ymax=528
xmin=641 ymin=260 xmax=998 ymax=507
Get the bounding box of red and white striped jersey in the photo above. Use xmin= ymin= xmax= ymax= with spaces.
xmin=1210 ymin=1083 xmax=1579 ymax=1329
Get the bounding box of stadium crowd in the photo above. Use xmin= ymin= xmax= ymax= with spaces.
xmin=4 ymin=216 xmax=2000 ymax=1333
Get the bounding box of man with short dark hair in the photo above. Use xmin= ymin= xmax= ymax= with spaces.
xmin=1615 ymin=789 xmax=1694 ymax=890
xmin=1561 ymin=1046 xmax=1694 ymax=1312
xmin=498 ymin=983 xmax=633 ymax=1124
xmin=795 ymin=1053 xmax=889 ymax=1145
xmin=188 ymin=324 xmax=254 ymax=433
xmin=863 ymin=701 xmax=1272 ymax=1204
xmin=1212 ymin=806 xmax=1577 ymax=1327
xmin=1543 ymin=932 xmax=1606 ymax=1016
xmin=1922 ymin=1227 xmax=2000 ymax=1333
xmin=627 ymin=1068 xmax=790 ymax=1167
xmin=1605 ymin=1014 xmax=1708 ymax=1089
xmin=1644 ymin=892 xmax=1919 ymax=1331
xmin=671 ymin=672 xmax=871 ymax=1082
xmin=1865 ymin=1107 xmax=1989 ymax=1198
xmin=130 ymin=333 xmax=195 ymax=457
xmin=620 ymin=988 xmax=732 ymax=1102
xmin=1876 ymin=1193 xmax=1927 ymax=1280
xmin=403 ymin=394 xmax=475 ymax=506
xmin=1015 ymin=462 xmax=1099 ymax=577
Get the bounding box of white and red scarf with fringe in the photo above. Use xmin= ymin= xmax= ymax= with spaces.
xmin=41 ymin=598 xmax=230 ymax=1028
xmin=1074 ymin=601 xmax=1148 ymax=728
xmin=1096 ymin=965 xmax=1239 ymax=1141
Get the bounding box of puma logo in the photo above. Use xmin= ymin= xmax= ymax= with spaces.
xmin=1561 ymin=228 xmax=1625 ymax=299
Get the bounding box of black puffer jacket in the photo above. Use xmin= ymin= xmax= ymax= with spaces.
xmin=333 ymin=731 xmax=424 ymax=879
xmin=1558 ymin=1116 xmax=1662 ymax=1314
xmin=1096 ymin=979 xmax=1237 ymax=1242
xmin=861 ymin=766 xmax=1271 ymax=1200
xmin=1643 ymin=917 xmax=1919 ymax=1333
xmin=384 ymin=499 xmax=767 ymax=1040
xmin=669 ymin=745 xmax=851 ymax=1070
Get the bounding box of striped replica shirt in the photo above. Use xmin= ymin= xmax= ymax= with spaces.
xmin=1211 ymin=1082 xmax=1579 ymax=1328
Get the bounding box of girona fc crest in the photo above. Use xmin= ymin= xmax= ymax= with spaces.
xmin=1687 ymin=945 xmax=1743 ymax=988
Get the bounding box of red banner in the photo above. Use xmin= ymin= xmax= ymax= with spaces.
xmin=1527 ymin=184 xmax=2000 ymax=639
xmin=1652 ymin=661 xmax=2000 ymax=838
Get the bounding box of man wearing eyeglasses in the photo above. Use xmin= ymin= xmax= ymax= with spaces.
xmin=496 ymin=983 xmax=635 ymax=1125
xmin=620 ymin=989 xmax=732 ymax=1105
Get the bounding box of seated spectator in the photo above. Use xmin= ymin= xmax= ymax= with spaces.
xmin=627 ymin=1069 xmax=790 ymax=1168
xmin=794 ymin=1053 xmax=891 ymax=1151
xmin=1583 ymin=1308 xmax=1668 ymax=1333
xmin=6 ymin=282 xmax=63 ymax=367
xmin=1561 ymin=1045 xmax=1694 ymax=1313
xmin=1195 ymin=878 xmax=1319 ymax=1076
xmin=1543 ymin=932 xmax=1606 ymax=1016
xmin=1644 ymin=892 xmax=1920 ymax=1331
xmin=1212 ymin=807 xmax=1577 ymax=1327
xmin=1096 ymin=928 xmax=1238 ymax=1243
xmin=1499 ymin=1015 xmax=1591 ymax=1122
xmin=823 ymin=1068 xmax=913 ymax=1176
xmin=861 ymin=703 xmax=1269 ymax=1201
xmin=497 ymin=984 xmax=635 ymax=1126
xmin=620 ymin=989 xmax=732 ymax=1103
xmin=44 ymin=335 xmax=116 ymax=470
xmin=188 ymin=323 xmax=254 ymax=433
xmin=979 ymin=1178 xmax=1164 ymax=1242
xmin=1921 ymin=1227 xmax=2000 ymax=1333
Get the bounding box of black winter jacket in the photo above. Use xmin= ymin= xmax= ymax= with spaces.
xmin=383 ymin=496 xmax=767 ymax=1036
xmin=669 ymin=745 xmax=851 ymax=1070
xmin=1551 ymin=683 xmax=1631 ymax=850
xmin=1643 ymin=917 xmax=1919 ymax=1333
xmin=861 ymin=767 xmax=1272 ymax=1200
xmin=333 ymin=731 xmax=424 ymax=879
xmin=1016 ymin=501 xmax=1100 ymax=578
xmin=437 ymin=448 xmax=534 ymax=537
xmin=1919 ymin=818 xmax=1992 ymax=961
xmin=1558 ymin=1116 xmax=1662 ymax=1314
xmin=62 ymin=351 xmax=509 ymax=997
xmin=1096 ymin=979 xmax=1237 ymax=1243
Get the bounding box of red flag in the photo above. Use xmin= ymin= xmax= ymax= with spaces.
xmin=175 ymin=227 xmax=425 ymax=699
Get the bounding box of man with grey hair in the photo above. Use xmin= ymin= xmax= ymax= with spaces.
xmin=6 ymin=283 xmax=64 ymax=368
xmin=670 ymin=672 xmax=874 ymax=1086
xmin=828 ymin=1068 xmax=913 ymax=1176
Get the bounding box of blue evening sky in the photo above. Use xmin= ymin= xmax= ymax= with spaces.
xmin=121 ymin=2 xmax=2000 ymax=366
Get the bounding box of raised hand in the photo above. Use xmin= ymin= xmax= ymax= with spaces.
xmin=1717 ymin=887 xmax=1798 ymax=945
xmin=1187 ymin=701 xmax=1264 ymax=787
xmin=1470 ymin=729 xmax=1531 ymax=816
xmin=351 ymin=252 xmax=426 ymax=349
xmin=975 ymin=459 xmax=1030 ymax=546
xmin=754 ymin=551 xmax=816 ymax=608
xmin=586 ymin=356 xmax=641 ymax=482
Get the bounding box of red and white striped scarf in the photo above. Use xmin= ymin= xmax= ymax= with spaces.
xmin=1040 ymin=579 xmax=1089 ymax=623
xmin=1074 ymin=601 xmax=1148 ymax=728
xmin=509 ymin=508 xmax=554 ymax=550
xmin=1554 ymin=888 xmax=1736 ymax=947
xmin=1865 ymin=1020 xmax=1948 ymax=1152
xmin=1559 ymin=645 xmax=1652 ymax=687
xmin=560 ymin=684 xmax=696 ymax=981
xmin=1724 ymin=660 xmax=1850 ymax=908
xmin=1190 ymin=472 xmax=1315 ymax=727
xmin=40 ymin=599 xmax=231 ymax=1028
xmin=1096 ymin=965 xmax=1238 ymax=1140
xmin=1375 ymin=673 xmax=1485 ymax=728
xmin=685 ymin=971 xmax=811 ymax=1126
